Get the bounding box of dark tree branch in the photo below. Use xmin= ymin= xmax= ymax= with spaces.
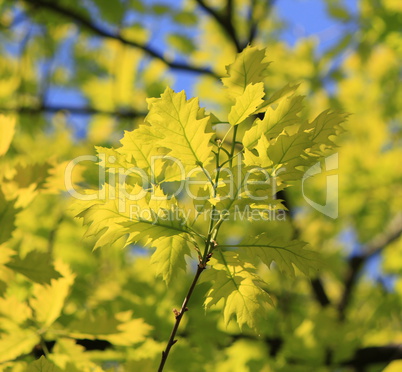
xmin=0 ymin=104 xmax=147 ymax=118
xmin=338 ymin=213 xmax=402 ymax=320
xmin=195 ymin=0 xmax=242 ymax=52
xmin=342 ymin=345 xmax=402 ymax=370
xmin=311 ymin=277 xmax=331 ymax=307
xmin=22 ymin=0 xmax=219 ymax=78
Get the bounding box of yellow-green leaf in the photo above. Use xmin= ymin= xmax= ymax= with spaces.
xmin=0 ymin=115 xmax=15 ymax=156
xmin=27 ymin=356 xmax=60 ymax=372
xmin=0 ymin=190 xmax=20 ymax=245
xmin=30 ymin=262 xmax=75 ymax=328
xmin=231 ymin=234 xmax=320 ymax=276
xmin=150 ymin=235 xmax=192 ymax=284
xmin=228 ymin=82 xmax=265 ymax=126
xmin=201 ymin=250 xmax=272 ymax=330
xmin=5 ymin=251 xmax=62 ymax=284
xmin=146 ymin=87 xmax=214 ymax=171
xmin=300 ymin=109 xmax=348 ymax=150
xmin=243 ymin=93 xmax=304 ymax=149
xmin=222 ymin=46 xmax=270 ymax=97
xmin=0 ymin=328 xmax=40 ymax=363
xmin=67 ymin=311 xmax=151 ymax=346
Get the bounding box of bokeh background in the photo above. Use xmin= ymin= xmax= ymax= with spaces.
xmin=0 ymin=0 xmax=401 ymax=371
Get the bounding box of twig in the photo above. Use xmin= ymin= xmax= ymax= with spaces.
xmin=0 ymin=104 xmax=147 ymax=118
xmin=157 ymin=264 xmax=205 ymax=372
xmin=195 ymin=0 xmax=241 ymax=52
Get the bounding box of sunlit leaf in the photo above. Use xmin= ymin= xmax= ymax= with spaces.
xmin=0 ymin=329 xmax=40 ymax=363
xmin=150 ymin=235 xmax=192 ymax=284
xmin=233 ymin=234 xmax=320 ymax=276
xmin=0 ymin=115 xmax=15 ymax=156
xmin=202 ymin=250 xmax=272 ymax=330
xmin=228 ymin=83 xmax=265 ymax=126
xmin=222 ymin=46 xmax=270 ymax=97
xmin=30 ymin=262 xmax=75 ymax=328
xmin=0 ymin=190 xmax=20 ymax=244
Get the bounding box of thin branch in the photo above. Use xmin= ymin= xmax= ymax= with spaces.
xmin=195 ymin=0 xmax=241 ymax=52
xmin=157 ymin=264 xmax=205 ymax=372
xmin=22 ymin=0 xmax=219 ymax=78
xmin=0 ymin=104 xmax=147 ymax=118
xmin=338 ymin=213 xmax=402 ymax=320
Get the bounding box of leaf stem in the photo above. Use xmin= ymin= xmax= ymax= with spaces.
xmin=229 ymin=125 xmax=238 ymax=168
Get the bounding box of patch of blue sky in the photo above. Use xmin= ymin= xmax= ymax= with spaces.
xmin=123 ymin=0 xmax=200 ymax=96
xmin=338 ymin=227 xmax=363 ymax=257
xmin=129 ymin=244 xmax=151 ymax=258
xmin=44 ymin=85 xmax=89 ymax=138
xmin=276 ymin=0 xmax=358 ymax=53
xmin=364 ymin=253 xmax=397 ymax=292
xmin=275 ymin=0 xmax=359 ymax=94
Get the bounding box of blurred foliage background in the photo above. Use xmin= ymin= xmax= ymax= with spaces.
xmin=0 ymin=0 xmax=401 ymax=371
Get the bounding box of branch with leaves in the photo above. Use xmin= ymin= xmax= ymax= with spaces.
xmin=75 ymin=46 xmax=347 ymax=370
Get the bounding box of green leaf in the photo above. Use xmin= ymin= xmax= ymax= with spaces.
xmin=268 ymin=132 xmax=312 ymax=166
xmin=151 ymin=3 xmax=171 ymax=15
xmin=205 ymin=164 xmax=282 ymax=213
xmin=166 ymin=33 xmax=196 ymax=54
xmin=117 ymin=123 xmax=168 ymax=181
xmin=77 ymin=184 xmax=193 ymax=250
xmin=50 ymin=338 xmax=105 ymax=371
xmin=228 ymin=83 xmax=265 ymax=126
xmin=243 ymin=134 xmax=273 ymax=168
xmin=0 ymin=190 xmax=20 ymax=245
xmin=225 ymin=234 xmax=320 ymax=276
xmin=5 ymin=251 xmax=62 ymax=284
xmin=95 ymin=0 xmax=125 ymax=23
xmin=0 ymin=294 xmax=33 ymax=324
xmin=146 ymin=87 xmax=214 ymax=171
xmin=150 ymin=235 xmax=192 ymax=284
xmin=222 ymin=46 xmax=270 ymax=97
xmin=0 ymin=114 xmax=15 ymax=156
xmin=29 ymin=262 xmax=75 ymax=327
xmin=0 ymin=328 xmax=40 ymax=363
xmin=300 ymin=109 xmax=348 ymax=151
xmin=173 ymin=11 xmax=197 ymax=26
xmin=27 ymin=356 xmax=60 ymax=372
xmin=67 ymin=311 xmax=151 ymax=346
xmin=11 ymin=162 xmax=51 ymax=189
xmin=255 ymin=83 xmax=300 ymax=114
xmin=201 ymin=250 xmax=272 ymax=330
xmin=243 ymin=93 xmax=304 ymax=149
